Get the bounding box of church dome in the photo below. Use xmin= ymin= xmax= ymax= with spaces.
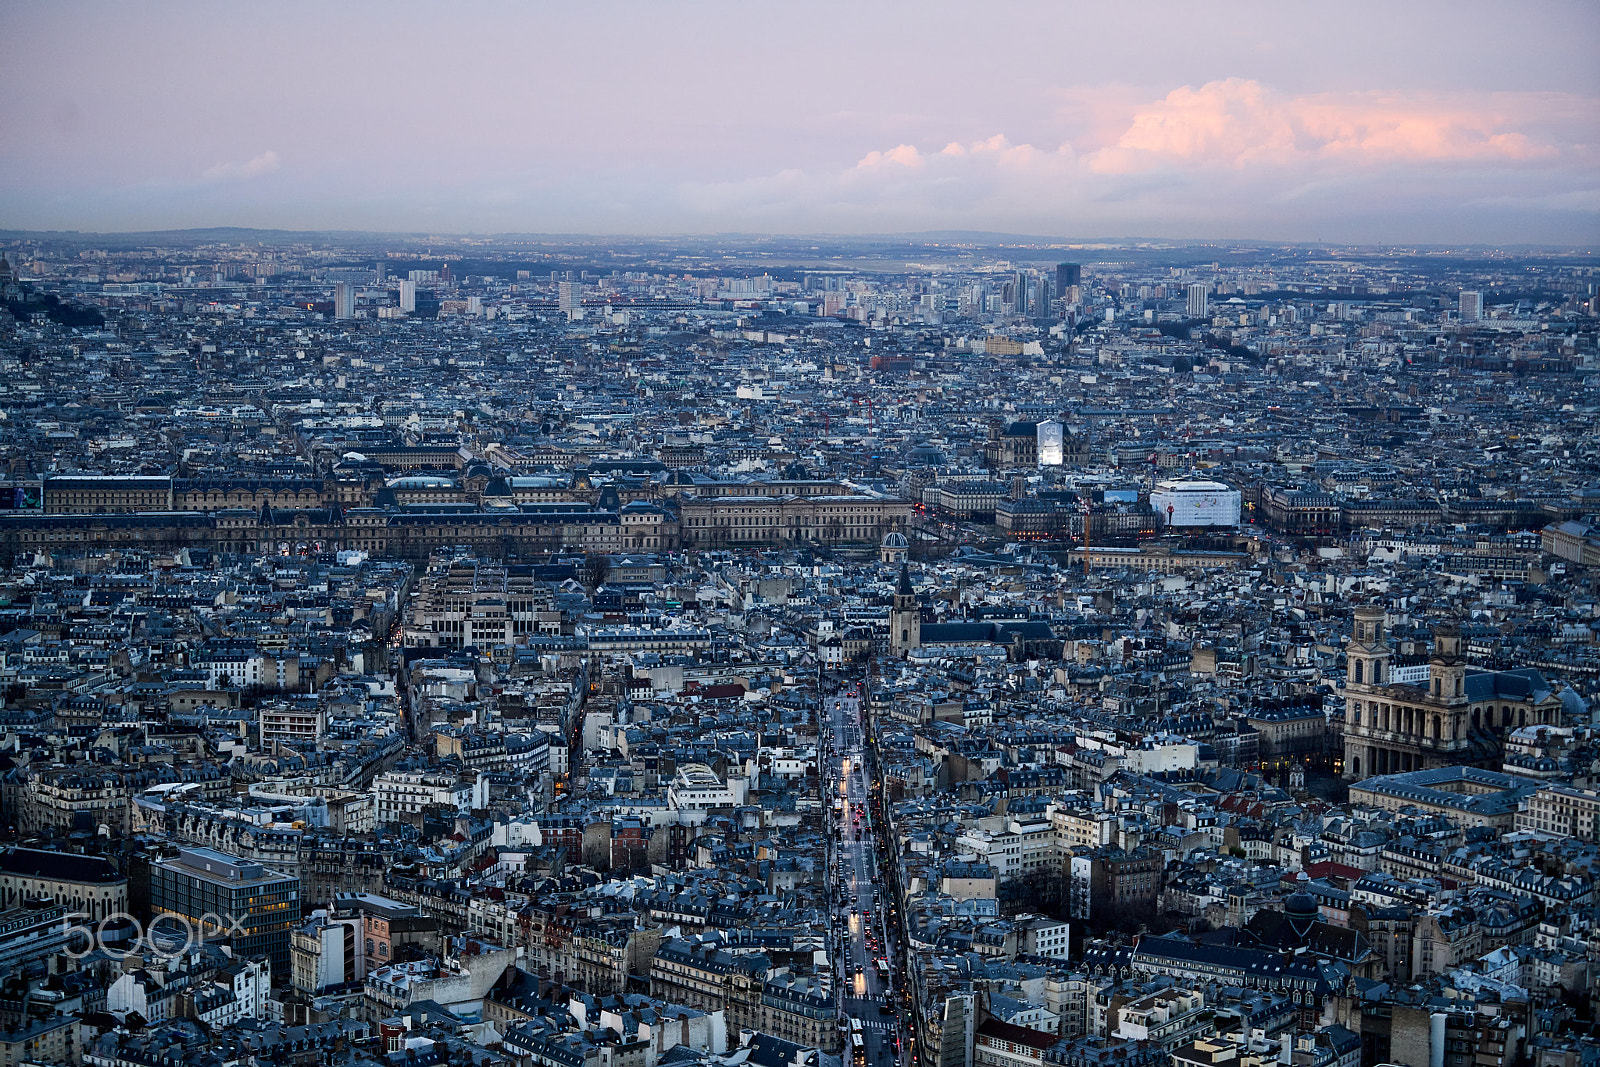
xmin=1285 ymin=884 xmax=1319 ymax=939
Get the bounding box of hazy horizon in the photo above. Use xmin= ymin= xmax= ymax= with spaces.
xmin=6 ymin=226 xmax=1599 ymax=256
xmin=4 ymin=0 xmax=1597 ymax=246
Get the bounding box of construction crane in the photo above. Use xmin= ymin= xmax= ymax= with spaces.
xmin=844 ymin=390 xmax=874 ymax=434
xmin=1080 ymin=497 xmax=1092 ymax=575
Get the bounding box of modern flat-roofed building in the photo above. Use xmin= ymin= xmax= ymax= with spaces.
xmin=259 ymin=703 xmax=326 ymax=747
xmin=1056 ymin=262 xmax=1082 ymax=292
xmin=332 ymin=892 xmax=439 ymax=965
xmin=0 ymin=902 xmax=74 ymax=976
xmin=149 ymin=847 xmax=300 ymax=979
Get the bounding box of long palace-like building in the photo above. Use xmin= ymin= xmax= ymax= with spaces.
xmin=0 ymin=473 xmax=909 ymax=562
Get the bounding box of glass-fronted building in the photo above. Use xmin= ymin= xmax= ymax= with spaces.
xmin=149 ymin=847 xmax=300 ymax=980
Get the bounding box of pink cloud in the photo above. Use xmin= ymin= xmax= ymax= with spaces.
xmin=1090 ymin=80 xmax=1563 ymax=173
xmin=1295 ymin=98 xmax=1552 ymax=162
xmin=1102 ymin=79 xmax=1298 ymax=168
xmin=856 ymin=143 xmax=923 ymax=168
xmin=930 ymin=134 xmax=1066 ymax=170
xmin=1088 ymin=80 xmax=1561 ymax=174
xmin=844 ymin=80 xmax=1568 ymax=189
xmin=674 ymin=80 xmax=1594 ymax=241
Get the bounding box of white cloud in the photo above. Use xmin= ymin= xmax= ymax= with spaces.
xmin=201 ymin=150 xmax=280 ymax=182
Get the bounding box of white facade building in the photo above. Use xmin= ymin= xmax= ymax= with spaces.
xmin=666 ymin=764 xmax=748 ymax=811
xmin=372 ymin=771 xmax=487 ymax=821
xmin=1150 ymin=479 xmax=1242 ymax=528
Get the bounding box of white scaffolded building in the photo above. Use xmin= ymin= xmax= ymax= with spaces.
xmin=1150 ymin=478 xmax=1241 ymax=528
xmin=1037 ymin=420 xmax=1064 ymax=467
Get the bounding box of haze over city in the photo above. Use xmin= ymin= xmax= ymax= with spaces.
xmin=5 ymin=8 xmax=1600 ymax=1067
xmin=3 ymin=0 xmax=1598 ymax=244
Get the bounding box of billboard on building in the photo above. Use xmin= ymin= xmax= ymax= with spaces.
xmin=0 ymin=483 xmax=42 ymax=510
xmin=1037 ymin=420 xmax=1064 ymax=467
xmin=1150 ymin=479 xmax=1242 ymax=528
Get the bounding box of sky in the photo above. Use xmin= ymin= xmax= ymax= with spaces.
xmin=2 ymin=0 xmax=1598 ymax=245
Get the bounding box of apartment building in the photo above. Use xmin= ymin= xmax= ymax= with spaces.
xmin=1518 ymin=783 xmax=1600 ymax=841
xmin=372 ymin=771 xmax=486 ymax=822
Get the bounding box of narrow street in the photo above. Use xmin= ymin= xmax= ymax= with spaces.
xmin=826 ymin=682 xmax=907 ymax=1067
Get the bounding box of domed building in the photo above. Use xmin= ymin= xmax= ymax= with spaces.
xmin=1283 ymin=886 xmax=1321 ymax=941
xmin=880 ymin=530 xmax=909 ymax=564
xmin=1236 ymin=872 xmax=1379 ymax=977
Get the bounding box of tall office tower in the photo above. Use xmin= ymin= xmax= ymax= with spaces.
xmin=1187 ymin=282 xmax=1210 ymax=320
xmin=374 ymin=261 xmax=386 ymax=283
xmin=333 ymin=282 xmax=354 ymax=320
xmin=399 ymin=280 xmax=416 ymax=313
xmin=1034 ymin=276 xmax=1053 ymax=316
xmin=558 ymin=281 xmax=581 ymax=313
xmin=1056 ymin=262 xmax=1081 ymax=294
xmin=1459 ymin=290 xmax=1483 ymax=322
xmin=1012 ymin=271 xmax=1027 ymax=313
xmin=150 ymin=847 xmax=300 ymax=979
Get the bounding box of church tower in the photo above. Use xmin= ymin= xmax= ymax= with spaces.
xmin=1342 ymin=603 xmax=1392 ymax=781
xmin=1429 ymin=620 xmax=1467 ymax=703
xmin=1346 ymin=603 xmax=1391 ymax=688
xmin=890 ymin=562 xmax=920 ymax=657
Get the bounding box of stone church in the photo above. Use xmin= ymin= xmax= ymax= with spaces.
xmin=1342 ymin=604 xmax=1566 ymax=780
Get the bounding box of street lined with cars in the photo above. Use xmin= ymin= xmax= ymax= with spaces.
xmin=825 ymin=684 xmax=908 ymax=1067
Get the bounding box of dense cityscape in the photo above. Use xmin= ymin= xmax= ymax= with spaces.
xmin=0 ymin=227 xmax=1594 ymax=1067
